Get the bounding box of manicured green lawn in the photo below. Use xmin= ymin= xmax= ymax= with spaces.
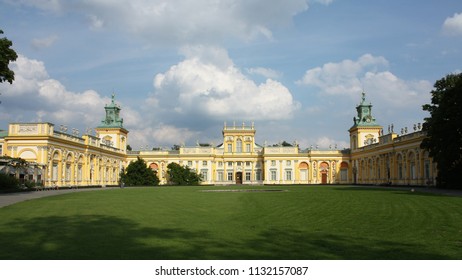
xmin=0 ymin=185 xmax=461 ymax=259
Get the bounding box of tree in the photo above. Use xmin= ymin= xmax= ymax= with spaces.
xmin=421 ymin=73 xmax=462 ymax=188
xmin=0 ymin=29 xmax=18 ymax=84
xmin=120 ymin=157 xmax=159 ymax=186
xmin=166 ymin=162 xmax=202 ymax=185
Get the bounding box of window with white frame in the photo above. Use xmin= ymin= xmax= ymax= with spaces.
xmin=340 ymin=169 xmax=347 ymax=181
xmin=218 ymin=161 xmax=223 ymax=167
xmin=255 ymin=170 xmax=262 ymax=181
xmin=187 ymin=161 xmax=192 ymax=166
xmin=285 ymin=170 xmax=292 ymax=180
xmin=236 ymin=139 xmax=242 ymax=153
xmin=77 ymin=165 xmax=82 ymax=181
xmin=52 ymin=163 xmax=58 ymax=181
xmin=245 ymin=172 xmax=251 ymax=181
xmin=246 ymin=143 xmax=251 ymax=153
xmin=227 ymin=172 xmax=233 ymax=181
xmin=227 ymin=144 xmax=232 ymax=152
xmin=271 ymin=170 xmax=277 ymax=181
xmin=424 ymin=160 xmax=430 ymax=179
xmin=271 ymin=160 xmax=276 ymax=166
xmin=217 ymin=171 xmax=224 ymax=181
xmin=203 ymin=161 xmax=207 ymax=166
xmin=246 ymin=161 xmax=251 ymax=167
xmin=66 ymin=164 xmax=71 ymax=181
xmin=286 ymin=160 xmax=291 ymax=166
xmin=201 ymin=170 xmax=208 ymax=181
xmin=410 ymin=162 xmax=416 ymax=180
xmin=227 ymin=162 xmax=233 ymax=167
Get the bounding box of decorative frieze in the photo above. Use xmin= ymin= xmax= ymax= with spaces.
xmin=18 ymin=124 xmax=38 ymax=135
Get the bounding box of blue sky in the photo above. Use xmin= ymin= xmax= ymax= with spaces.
xmin=1 ymin=0 xmax=461 ymax=150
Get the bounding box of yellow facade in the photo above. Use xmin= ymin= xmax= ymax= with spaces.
xmin=0 ymin=94 xmax=437 ymax=187
xmin=0 ymin=122 xmax=125 ymax=188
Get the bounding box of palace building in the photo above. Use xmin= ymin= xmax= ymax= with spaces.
xmin=0 ymin=93 xmax=436 ymax=188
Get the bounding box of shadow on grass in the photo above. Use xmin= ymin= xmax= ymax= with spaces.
xmin=0 ymin=215 xmax=450 ymax=259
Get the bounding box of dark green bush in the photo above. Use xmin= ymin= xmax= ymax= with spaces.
xmin=0 ymin=173 xmax=19 ymax=189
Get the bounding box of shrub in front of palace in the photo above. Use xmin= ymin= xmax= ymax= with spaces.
xmin=120 ymin=157 xmax=159 ymax=186
xmin=0 ymin=173 xmax=19 ymax=190
xmin=166 ymin=162 xmax=202 ymax=186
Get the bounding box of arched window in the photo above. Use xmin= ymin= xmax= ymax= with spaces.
xmin=299 ymin=162 xmax=309 ymax=181
xmin=150 ymin=163 xmax=159 ymax=171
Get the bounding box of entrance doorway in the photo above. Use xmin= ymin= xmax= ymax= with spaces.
xmin=321 ymin=172 xmax=328 ymax=184
xmin=236 ymin=172 xmax=243 ymax=184
xmin=320 ymin=162 xmax=329 ymax=184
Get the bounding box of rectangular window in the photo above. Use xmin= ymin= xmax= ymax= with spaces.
xmin=237 ymin=162 xmax=242 ymax=166
xmin=340 ymin=169 xmax=347 ymax=181
xmin=66 ymin=164 xmax=71 ymax=181
xmin=410 ymin=162 xmax=416 ymax=179
xmin=246 ymin=161 xmax=251 ymax=167
xmin=0 ymin=144 xmax=3 ymax=156
xmin=52 ymin=163 xmax=58 ymax=181
xmin=271 ymin=170 xmax=277 ymax=181
xmin=187 ymin=161 xmax=192 ymax=166
xmin=201 ymin=170 xmax=208 ymax=181
xmin=255 ymin=170 xmax=262 ymax=181
xmin=236 ymin=140 xmax=242 ymax=153
xmin=227 ymin=172 xmax=233 ymax=181
xmin=202 ymin=161 xmax=207 ymax=166
xmin=227 ymin=162 xmax=233 ymax=167
xmin=424 ymin=160 xmax=430 ymax=179
xmin=398 ymin=164 xmax=403 ymax=179
xmin=285 ymin=170 xmax=292 ymax=181
xmin=245 ymin=172 xmax=251 ymax=181
xmin=271 ymin=160 xmax=276 ymax=166
xmin=77 ymin=165 xmax=82 ymax=181
xmin=218 ymin=171 xmax=224 ymax=181
xmin=227 ymin=144 xmax=232 ymax=153
xmin=246 ymin=144 xmax=251 ymax=153
xmin=218 ymin=161 xmax=223 ymax=167
xmin=286 ymin=160 xmax=291 ymax=166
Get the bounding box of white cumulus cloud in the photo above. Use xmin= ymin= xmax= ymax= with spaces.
xmin=152 ymin=46 xmax=299 ymax=122
xmin=443 ymin=12 xmax=462 ymax=36
xmin=297 ymin=54 xmax=431 ymax=107
xmin=247 ymin=67 xmax=282 ymax=79
xmin=0 ymin=54 xmax=116 ymax=130
xmin=9 ymin=0 xmax=311 ymax=45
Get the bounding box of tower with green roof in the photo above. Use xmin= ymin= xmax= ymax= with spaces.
xmin=349 ymin=92 xmax=382 ymax=150
xmin=95 ymin=94 xmax=128 ymax=152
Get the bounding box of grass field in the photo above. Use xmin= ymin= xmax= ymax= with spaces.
xmin=0 ymin=185 xmax=461 ymax=259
